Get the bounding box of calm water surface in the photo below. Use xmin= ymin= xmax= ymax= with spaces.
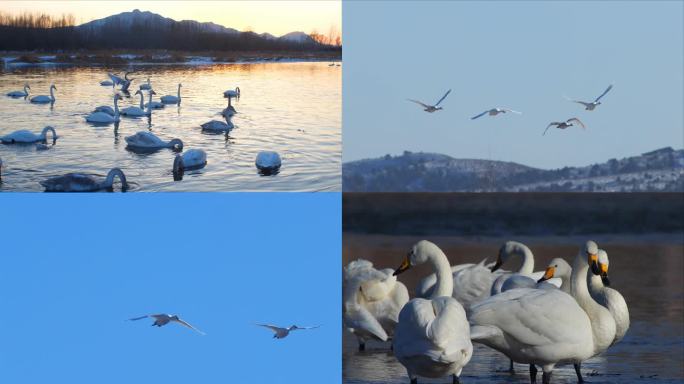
xmin=343 ymin=234 xmax=684 ymax=384
xmin=0 ymin=62 xmax=340 ymax=191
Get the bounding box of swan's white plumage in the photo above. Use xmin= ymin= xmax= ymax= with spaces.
xmin=1 ymin=126 xmax=57 ymax=144
xmin=125 ymin=131 xmax=182 ymax=150
xmin=588 ymin=250 xmax=630 ymax=345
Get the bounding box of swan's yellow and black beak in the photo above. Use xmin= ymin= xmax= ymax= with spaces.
xmin=537 ymin=266 xmax=555 ymax=283
xmin=393 ymin=254 xmax=411 ymax=276
xmin=589 ymin=253 xmax=600 ymax=275
xmin=490 ymin=255 xmax=503 ymax=272
xmin=600 ymin=263 xmax=610 ymax=286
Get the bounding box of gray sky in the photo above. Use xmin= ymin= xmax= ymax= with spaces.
xmin=343 ymin=1 xmax=683 ymax=168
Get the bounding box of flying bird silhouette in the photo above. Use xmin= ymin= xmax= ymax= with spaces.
xmin=566 ymin=85 xmax=613 ymax=111
xmin=256 ymin=324 xmax=320 ymax=339
xmin=407 ymin=89 xmax=451 ymax=113
xmin=129 ymin=314 xmax=205 ymax=335
xmin=471 ymin=107 xmax=522 ymax=120
xmin=543 ymin=118 xmax=586 ymax=135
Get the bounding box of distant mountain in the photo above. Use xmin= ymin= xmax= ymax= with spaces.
xmin=343 ymin=147 xmax=684 ymax=192
xmin=279 ymin=31 xmax=315 ymax=44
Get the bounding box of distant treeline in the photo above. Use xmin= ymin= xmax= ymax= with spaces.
xmin=0 ymin=12 xmax=340 ymax=52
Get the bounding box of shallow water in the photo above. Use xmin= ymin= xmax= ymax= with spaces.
xmin=0 ymin=62 xmax=340 ymax=191
xmin=343 ymin=234 xmax=684 ymax=384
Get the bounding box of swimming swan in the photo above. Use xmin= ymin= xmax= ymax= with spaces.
xmin=393 ymin=240 xmax=473 ymax=384
xmin=343 ymin=259 xmax=409 ymax=350
xmin=86 ymin=94 xmax=121 ymax=123
xmin=470 ymin=241 xmax=616 ymax=384
xmin=125 ymin=131 xmax=183 ymax=151
xmin=587 ymin=249 xmax=630 ymax=345
xmin=223 ymin=86 xmax=240 ymax=99
xmin=1 ymin=126 xmax=57 ymax=144
xmin=121 ymin=90 xmax=154 ymax=117
xmin=40 ymin=168 xmax=128 ymax=192
xmin=201 ymin=117 xmax=234 ymax=133
xmin=139 ymin=77 xmax=152 ymax=91
xmin=30 ymin=84 xmax=56 ymax=103
xmin=7 ymin=84 xmax=30 ymax=98
xmin=144 ymin=91 xmax=165 ymax=109
xmin=255 ymin=151 xmax=282 ymax=174
xmin=160 ymin=83 xmax=181 ymax=104
xmin=173 ymin=149 xmax=207 ymax=180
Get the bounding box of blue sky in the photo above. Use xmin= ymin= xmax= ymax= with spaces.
xmin=343 ymin=1 xmax=684 ymax=168
xmin=0 ymin=194 xmax=341 ymax=384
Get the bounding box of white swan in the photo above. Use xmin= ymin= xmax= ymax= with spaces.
xmin=588 ymin=249 xmax=630 ymax=345
xmin=407 ymin=89 xmax=451 ymax=113
xmin=503 ymin=257 xmax=569 ymax=293
xmin=108 ymin=72 xmax=124 ymax=85
xmin=1 ymin=126 xmax=57 ymax=144
xmin=121 ymin=90 xmax=154 ymax=117
xmin=160 ymin=83 xmax=181 ymax=104
xmin=343 ymin=259 xmax=409 ymax=350
xmin=223 ymin=86 xmax=240 ymax=99
xmin=489 ymin=241 xmax=536 ymax=295
xmin=201 ymin=117 xmax=234 ymax=133
xmin=255 ymin=151 xmax=282 ymax=174
xmin=256 ymin=324 xmax=319 ymax=339
xmin=30 ymin=84 xmax=56 ymax=103
xmin=144 ymin=91 xmax=165 ymax=109
xmin=392 ymin=241 xmax=473 ymax=384
xmin=40 ymin=168 xmax=128 ymax=192
xmin=470 ymin=241 xmax=615 ymax=384
xmin=125 ymin=131 xmax=183 ymax=151
xmin=7 ymin=83 xmax=30 ymax=97
xmin=93 ymin=105 xmax=115 ymax=116
xmin=129 ymin=314 xmax=205 ymax=335
xmin=173 ymin=149 xmax=207 ymax=180
xmin=139 ymin=77 xmax=152 ymax=91
xmin=86 ymin=94 xmax=121 ymax=123
xmin=566 ymin=85 xmax=613 ymax=111
xmin=543 ymin=118 xmax=586 ymax=136
xmin=471 ymin=108 xmax=522 ymax=120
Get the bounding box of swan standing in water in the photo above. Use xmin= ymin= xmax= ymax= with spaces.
xmin=161 ymin=83 xmax=182 ymax=104
xmin=256 ymin=324 xmax=320 ymax=339
xmin=1 ymin=126 xmax=57 ymax=144
xmin=393 ymin=240 xmax=473 ymax=384
xmin=125 ymin=131 xmax=183 ymax=151
xmin=129 ymin=314 xmax=205 ymax=335
xmin=470 ymin=241 xmax=616 ymax=384
xmin=173 ymin=149 xmax=207 ymax=180
xmin=121 ymin=90 xmax=154 ymax=117
xmin=587 ymin=249 xmax=630 ymax=345
xmin=543 ymin=118 xmax=586 ymax=136
xmin=41 ymin=168 xmax=128 ymax=192
xmin=567 ymin=85 xmax=613 ymax=111
xmin=201 ymin=117 xmax=234 ymax=133
xmin=255 ymin=151 xmax=281 ymax=174
xmin=343 ymin=259 xmax=409 ymax=350
xmin=407 ymin=89 xmax=451 ymax=113
xmin=30 ymin=84 xmax=56 ymax=104
xmin=86 ymin=94 xmax=121 ymax=123
xmin=7 ymin=83 xmax=30 ymax=98
xmin=471 ymin=108 xmax=522 ymax=120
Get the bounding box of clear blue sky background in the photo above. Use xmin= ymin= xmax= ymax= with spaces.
xmin=343 ymin=1 xmax=684 ymax=168
xmin=0 ymin=194 xmax=341 ymax=384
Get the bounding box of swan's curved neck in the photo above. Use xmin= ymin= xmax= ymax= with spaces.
xmin=41 ymin=126 xmax=56 ymax=142
xmin=428 ymin=248 xmax=454 ymax=298
xmin=49 ymin=86 xmax=55 ymax=100
xmin=516 ymin=245 xmax=534 ymax=274
xmin=105 ymin=169 xmax=126 ymax=189
xmin=587 ymin=270 xmax=604 ymax=297
xmin=138 ymin=92 xmax=144 ymax=109
xmin=24 ymin=85 xmax=29 ymax=93
xmin=113 ymin=96 xmax=120 ymax=115
xmin=177 ymin=84 xmax=181 ymax=100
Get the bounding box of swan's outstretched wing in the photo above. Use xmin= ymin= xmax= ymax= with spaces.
xmin=594 ymin=84 xmax=613 ymax=102
xmin=172 ymin=318 xmax=206 ymax=335
xmin=257 ymin=324 xmax=284 ymax=334
xmin=295 ymin=325 xmax=321 ymax=330
xmin=503 ymin=108 xmax=522 ymax=114
xmin=471 ymin=110 xmax=489 ymax=120
xmin=128 ymin=315 xmax=150 ymax=321
xmin=567 ymin=118 xmax=586 ymax=129
xmin=407 ymin=99 xmax=430 ymax=108
xmin=543 ymin=122 xmax=560 ymax=136
xmin=435 ymin=89 xmax=452 ymax=106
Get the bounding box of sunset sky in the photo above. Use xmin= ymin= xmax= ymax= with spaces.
xmin=0 ymin=0 xmax=340 ymax=36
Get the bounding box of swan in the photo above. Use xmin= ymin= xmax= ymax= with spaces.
xmin=160 ymin=83 xmax=181 ymax=104
xmin=587 ymin=249 xmax=630 ymax=345
xmin=471 ymin=108 xmax=522 ymax=120
xmin=343 ymin=259 xmax=409 ymax=350
xmin=108 ymin=72 xmax=124 ymax=85
xmin=543 ymin=118 xmax=586 ymax=136
xmin=173 ymin=149 xmax=207 ymax=180
xmin=407 ymin=89 xmax=451 ymax=113
xmin=501 ymin=258 xmax=569 ymax=293
xmin=1 ymin=126 xmax=57 ymax=144
xmin=392 ymin=240 xmax=472 ymax=384
xmin=100 ymin=80 xmax=113 ymax=86
xmin=40 ymin=168 xmax=128 ymax=192
xmin=255 ymin=151 xmax=281 ymax=174
xmin=201 ymin=117 xmax=234 ymax=133
xmin=139 ymin=77 xmax=152 ymax=91
xmin=93 ymin=105 xmax=115 ymax=116
xmin=470 ymin=241 xmax=615 ymax=384
xmin=489 ymin=241 xmax=536 ymax=295
xmin=223 ymin=86 xmax=240 ymax=99
xmin=7 ymin=83 xmax=30 ymax=97
xmin=86 ymin=94 xmax=121 ymax=123
xmin=256 ymin=324 xmax=320 ymax=339
xmin=129 ymin=314 xmax=205 ymax=335
xmin=125 ymin=131 xmax=183 ymax=151
xmin=566 ymin=85 xmax=613 ymax=111
xmin=30 ymin=84 xmax=56 ymax=103
xmin=121 ymin=90 xmax=154 ymax=117
xmin=144 ymin=92 xmax=165 ymax=109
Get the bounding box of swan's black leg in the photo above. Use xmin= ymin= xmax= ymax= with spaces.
xmin=529 ymin=364 xmax=537 ymax=384
xmin=452 ymin=374 xmax=460 ymax=384
xmin=542 ymin=371 xmax=552 ymax=384
xmin=358 ymin=342 xmax=365 ymax=351
xmin=509 ymin=359 xmax=515 ymax=374
xmin=574 ymin=363 xmax=584 ymax=383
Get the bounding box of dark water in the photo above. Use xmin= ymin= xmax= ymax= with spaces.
xmin=343 ymin=234 xmax=684 ymax=384
xmin=0 ymin=62 xmax=340 ymax=191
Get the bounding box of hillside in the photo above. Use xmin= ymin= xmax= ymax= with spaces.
xmin=343 ymin=147 xmax=684 ymax=192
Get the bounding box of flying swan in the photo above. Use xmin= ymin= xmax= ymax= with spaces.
xmin=129 ymin=314 xmax=205 ymax=335
xmin=566 ymin=85 xmax=613 ymax=111
xmin=256 ymin=324 xmax=320 ymax=339
xmin=407 ymin=89 xmax=451 ymax=113
xmin=471 ymin=108 xmax=522 ymax=120
xmin=543 ymin=118 xmax=585 ymax=136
